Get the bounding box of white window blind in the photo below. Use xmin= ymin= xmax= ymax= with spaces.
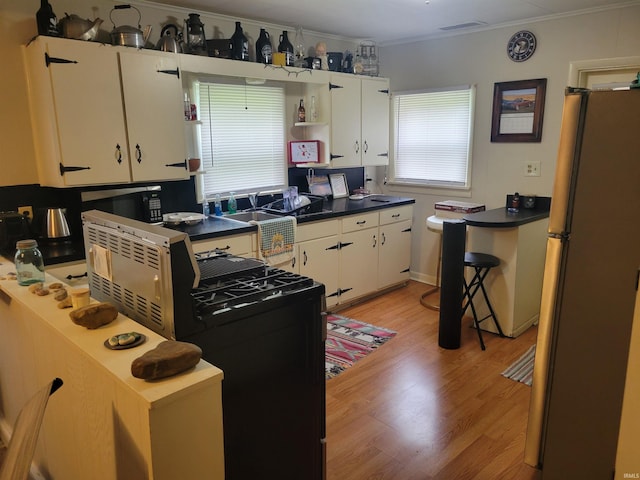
xmin=198 ymin=80 xmax=286 ymax=198
xmin=392 ymin=85 xmax=474 ymax=188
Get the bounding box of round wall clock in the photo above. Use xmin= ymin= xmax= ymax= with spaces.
xmin=507 ymin=30 xmax=537 ymax=62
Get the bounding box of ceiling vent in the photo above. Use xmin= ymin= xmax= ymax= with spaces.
xmin=439 ymin=21 xmax=487 ymax=31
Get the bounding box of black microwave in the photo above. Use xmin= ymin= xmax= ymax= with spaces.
xmin=80 ymin=186 xmax=163 ymax=224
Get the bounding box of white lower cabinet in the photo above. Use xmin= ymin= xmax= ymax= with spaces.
xmin=378 ymin=219 xmax=412 ymax=288
xmin=337 ymin=227 xmax=378 ymax=303
xmin=299 ymin=235 xmax=340 ymax=308
xmin=190 ymin=204 xmax=413 ymax=309
xmin=378 ymin=206 xmax=413 ymax=289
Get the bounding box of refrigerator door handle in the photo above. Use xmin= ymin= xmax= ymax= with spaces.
xmin=524 ymin=237 xmax=565 ymax=467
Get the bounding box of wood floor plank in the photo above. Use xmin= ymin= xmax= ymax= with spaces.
xmin=326 ymin=280 xmax=541 ymax=480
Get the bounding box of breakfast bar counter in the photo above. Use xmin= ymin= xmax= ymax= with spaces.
xmin=461 ymin=197 xmax=551 ymax=338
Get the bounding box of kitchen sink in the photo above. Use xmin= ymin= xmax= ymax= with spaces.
xmin=223 ymin=211 xmax=283 ymax=222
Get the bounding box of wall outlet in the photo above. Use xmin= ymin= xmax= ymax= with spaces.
xmin=524 ymin=161 xmax=541 ymax=177
xmin=18 ymin=205 xmax=33 ymax=220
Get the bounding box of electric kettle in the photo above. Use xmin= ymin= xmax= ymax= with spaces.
xmin=44 ymin=208 xmax=71 ymax=239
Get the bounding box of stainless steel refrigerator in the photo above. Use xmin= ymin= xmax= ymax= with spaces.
xmin=524 ymin=88 xmax=640 ymax=478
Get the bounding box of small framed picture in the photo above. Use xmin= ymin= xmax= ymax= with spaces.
xmin=288 ymin=140 xmax=320 ymax=163
xmin=329 ymin=173 xmax=349 ymax=198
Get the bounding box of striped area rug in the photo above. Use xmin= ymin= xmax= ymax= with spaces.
xmin=325 ymin=314 xmax=397 ymax=379
xmin=502 ymin=344 xmax=536 ymax=386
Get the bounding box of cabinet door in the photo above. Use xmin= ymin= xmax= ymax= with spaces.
xmin=329 ymin=75 xmax=361 ymax=167
xmin=119 ymin=52 xmax=188 ymax=182
xmin=378 ymin=219 xmax=412 ymax=289
xmin=44 ymin=40 xmax=131 ymax=185
xmin=299 ymin=236 xmax=340 ymax=308
xmin=361 ymin=77 xmax=390 ymax=166
xmin=338 ymin=228 xmax=378 ymax=303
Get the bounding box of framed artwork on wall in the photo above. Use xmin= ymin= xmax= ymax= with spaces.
xmin=288 ymin=140 xmax=320 ymax=163
xmin=491 ymin=78 xmax=547 ymax=142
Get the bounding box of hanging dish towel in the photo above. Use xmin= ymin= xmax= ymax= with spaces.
xmin=252 ymin=216 xmax=296 ymax=267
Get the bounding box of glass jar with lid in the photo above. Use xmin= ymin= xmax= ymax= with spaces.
xmin=15 ymin=239 xmax=45 ymax=286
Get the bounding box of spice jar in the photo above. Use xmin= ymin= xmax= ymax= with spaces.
xmin=15 ymin=239 xmax=46 ymax=286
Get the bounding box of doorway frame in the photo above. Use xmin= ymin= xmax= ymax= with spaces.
xmin=568 ymin=56 xmax=640 ymax=87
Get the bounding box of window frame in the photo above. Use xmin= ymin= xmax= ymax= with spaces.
xmin=192 ymin=76 xmax=288 ymax=203
xmin=389 ymin=84 xmax=475 ymax=194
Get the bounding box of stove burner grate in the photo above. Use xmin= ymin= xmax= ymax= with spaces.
xmin=192 ymin=268 xmax=315 ymax=318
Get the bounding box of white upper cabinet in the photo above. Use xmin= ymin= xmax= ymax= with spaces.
xmin=361 ymin=77 xmax=390 ymax=166
xmin=119 ymin=51 xmax=188 ymax=182
xmin=329 ymin=75 xmax=390 ymax=167
xmin=23 ymin=37 xmax=188 ymax=187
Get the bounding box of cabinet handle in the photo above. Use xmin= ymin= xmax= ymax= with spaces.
xmin=44 ymin=52 xmax=77 ymax=67
xmin=401 ymin=267 xmax=410 ymax=273
xmin=157 ymin=68 xmax=180 ymax=78
xmin=392 ymin=213 xmax=400 ymax=218
xmin=378 ymin=152 xmax=389 ymax=158
xmin=303 ymin=250 xmax=308 ymax=266
xmin=356 ymin=220 xmax=367 ymax=225
xmin=115 ymin=144 xmax=123 ymax=164
xmin=402 ymin=227 xmax=412 ymax=233
xmin=135 ymin=144 xmax=142 ymax=163
xmin=165 ymin=160 xmax=188 ymax=169
xmin=381 ymin=232 xmax=386 ymax=245
xmin=329 ymin=83 xmax=343 ymax=90
xmin=59 ymin=162 xmax=90 ymax=176
xmin=326 ymin=243 xmax=340 ymax=251
xmin=291 ymin=256 xmax=296 ymax=269
xmin=339 ymin=241 xmax=353 ymax=249
xmin=354 ymin=141 xmax=359 ymax=153
xmin=363 ymin=140 xmax=368 ymax=153
xmin=372 ymin=235 xmax=377 ymax=248
xmin=330 ymin=153 xmax=344 ymax=160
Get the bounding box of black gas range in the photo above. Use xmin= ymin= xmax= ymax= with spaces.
xmin=82 ymin=210 xmax=326 ymax=480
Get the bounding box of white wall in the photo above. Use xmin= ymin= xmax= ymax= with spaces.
xmin=0 ymin=0 xmax=357 ymax=187
xmin=378 ymin=5 xmax=640 ymax=284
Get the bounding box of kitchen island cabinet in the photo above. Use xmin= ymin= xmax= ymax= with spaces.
xmin=0 ymin=262 xmax=224 ymax=480
xmin=23 ymin=36 xmax=188 ymax=187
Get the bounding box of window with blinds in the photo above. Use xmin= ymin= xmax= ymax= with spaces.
xmin=197 ymin=79 xmax=287 ymax=200
xmin=392 ymin=85 xmax=475 ymax=189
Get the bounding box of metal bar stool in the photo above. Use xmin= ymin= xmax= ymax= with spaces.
xmin=461 ymin=252 xmax=505 ymax=350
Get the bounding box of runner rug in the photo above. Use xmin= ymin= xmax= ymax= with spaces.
xmin=501 ymin=344 xmax=536 ymax=386
xmin=325 ymin=314 xmax=397 ymax=379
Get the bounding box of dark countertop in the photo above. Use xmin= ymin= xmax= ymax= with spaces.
xmin=463 ymin=195 xmax=551 ymax=228
xmin=464 ymin=207 xmax=550 ymax=228
xmin=29 ymin=195 xmax=415 ymax=263
xmin=174 ymin=194 xmax=415 ymax=241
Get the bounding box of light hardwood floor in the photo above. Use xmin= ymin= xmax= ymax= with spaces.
xmin=325 ymin=280 xmax=542 ymax=480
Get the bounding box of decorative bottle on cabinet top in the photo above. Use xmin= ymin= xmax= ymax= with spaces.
xmin=278 ymin=31 xmax=294 ymax=67
xmin=231 ymin=21 xmax=249 ymax=61
xmin=36 ymin=0 xmax=59 ymax=36
xmin=298 ymin=99 xmax=306 ymax=122
xmin=256 ymin=28 xmax=272 ymax=64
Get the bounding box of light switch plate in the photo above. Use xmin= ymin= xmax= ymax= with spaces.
xmin=524 ymin=161 xmax=540 ymax=177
